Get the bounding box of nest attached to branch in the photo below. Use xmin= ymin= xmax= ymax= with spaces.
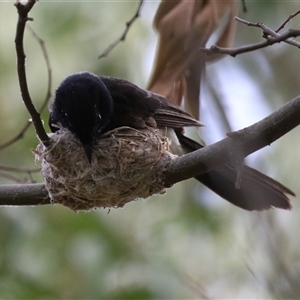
xmin=35 ymin=127 xmax=175 ymax=211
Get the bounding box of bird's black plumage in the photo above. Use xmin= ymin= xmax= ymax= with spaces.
xmin=49 ymin=71 xmax=294 ymax=211
xmin=49 ymin=73 xmax=114 ymax=161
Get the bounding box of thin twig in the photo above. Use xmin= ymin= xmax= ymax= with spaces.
xmin=0 ymin=171 xmax=32 ymax=184
xmin=27 ymin=25 xmax=52 ymax=113
xmin=207 ymin=79 xmax=233 ymax=133
xmin=0 ymin=165 xmax=40 ymax=173
xmin=98 ymin=0 xmax=144 ymax=59
xmin=202 ymin=28 xmax=300 ymax=57
xmin=14 ymin=0 xmax=50 ymax=146
xmin=202 ymin=15 xmax=300 ymax=57
xmin=178 ymin=272 xmax=211 ymax=299
xmin=275 ymin=9 xmax=300 ymax=33
xmin=0 ymin=122 xmax=31 ymax=150
xmin=0 ymin=164 xmax=40 ymax=183
xmin=241 ymin=0 xmax=247 ymax=13
xmin=0 ymin=26 xmax=52 ymax=150
xmin=235 ymin=16 xmax=300 ymax=48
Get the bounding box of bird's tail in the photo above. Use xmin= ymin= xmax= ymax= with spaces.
xmin=176 ymin=133 xmax=294 ymax=211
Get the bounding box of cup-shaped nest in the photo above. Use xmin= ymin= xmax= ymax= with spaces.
xmin=35 ymin=127 xmax=175 ymax=211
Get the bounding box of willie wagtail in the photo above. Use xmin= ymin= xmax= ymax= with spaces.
xmin=49 ymin=71 xmax=294 ymax=211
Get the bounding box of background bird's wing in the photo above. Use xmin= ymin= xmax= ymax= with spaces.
xmin=101 ymin=76 xmax=203 ymax=129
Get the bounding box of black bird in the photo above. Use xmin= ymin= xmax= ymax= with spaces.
xmin=49 ymin=71 xmax=294 ymax=211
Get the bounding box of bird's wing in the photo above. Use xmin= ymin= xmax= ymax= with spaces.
xmin=101 ymin=76 xmax=203 ymax=129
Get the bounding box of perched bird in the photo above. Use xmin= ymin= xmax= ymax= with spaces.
xmin=49 ymin=71 xmax=294 ymax=211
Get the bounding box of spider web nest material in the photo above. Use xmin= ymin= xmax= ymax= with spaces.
xmin=34 ymin=126 xmax=176 ymax=211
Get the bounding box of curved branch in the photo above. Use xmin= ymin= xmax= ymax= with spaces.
xmin=163 ymin=95 xmax=300 ymax=186
xmin=0 ymin=23 xmax=52 ymax=150
xmin=275 ymin=9 xmax=300 ymax=32
xmin=0 ymin=95 xmax=300 ymax=207
xmin=98 ymin=0 xmax=144 ymax=59
xmin=0 ymin=121 xmax=31 ymax=150
xmin=14 ymin=0 xmax=50 ymax=146
xmin=27 ymin=25 xmax=52 ymax=113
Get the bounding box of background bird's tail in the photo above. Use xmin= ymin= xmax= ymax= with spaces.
xmin=176 ymin=133 xmax=294 ymax=211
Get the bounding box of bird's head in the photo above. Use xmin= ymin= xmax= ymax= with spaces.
xmin=49 ymin=72 xmax=113 ymax=162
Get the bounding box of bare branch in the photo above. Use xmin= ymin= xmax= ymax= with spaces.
xmin=0 ymin=25 xmax=52 ymax=150
xmin=202 ymin=28 xmax=300 ymax=57
xmin=98 ymin=0 xmax=143 ymax=59
xmin=14 ymin=0 xmax=50 ymax=146
xmin=0 ymin=171 xmax=33 ymax=184
xmin=27 ymin=25 xmax=52 ymax=113
xmin=235 ymin=17 xmax=300 ymax=48
xmin=275 ymin=9 xmax=300 ymax=33
xmin=0 ymin=122 xmax=31 ymax=150
xmin=163 ymin=95 xmax=300 ymax=186
xmin=206 ymin=80 xmax=233 ymax=133
xmin=0 ymin=165 xmax=40 ymax=173
xmin=0 ymin=163 xmax=40 ymax=184
xmin=241 ymin=0 xmax=247 ymax=13
xmin=202 ymin=16 xmax=300 ymax=57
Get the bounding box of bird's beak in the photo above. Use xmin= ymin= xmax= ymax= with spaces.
xmin=81 ymin=140 xmax=93 ymax=164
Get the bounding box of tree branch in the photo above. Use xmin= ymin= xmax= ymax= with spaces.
xmin=27 ymin=25 xmax=52 ymax=113
xmin=98 ymin=0 xmax=143 ymax=59
xmin=202 ymin=17 xmax=300 ymax=57
xmin=236 ymin=17 xmax=300 ymax=48
xmin=14 ymin=0 xmax=50 ymax=146
xmin=163 ymin=95 xmax=300 ymax=186
xmin=0 ymin=24 xmax=52 ymax=150
xmin=1 ymin=95 xmax=300 ymax=206
xmin=275 ymin=9 xmax=300 ymax=33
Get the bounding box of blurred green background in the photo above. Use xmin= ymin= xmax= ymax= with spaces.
xmin=1 ymin=0 xmax=300 ymax=298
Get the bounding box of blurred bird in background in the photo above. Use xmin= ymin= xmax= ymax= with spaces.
xmin=147 ymin=0 xmax=239 ymax=120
